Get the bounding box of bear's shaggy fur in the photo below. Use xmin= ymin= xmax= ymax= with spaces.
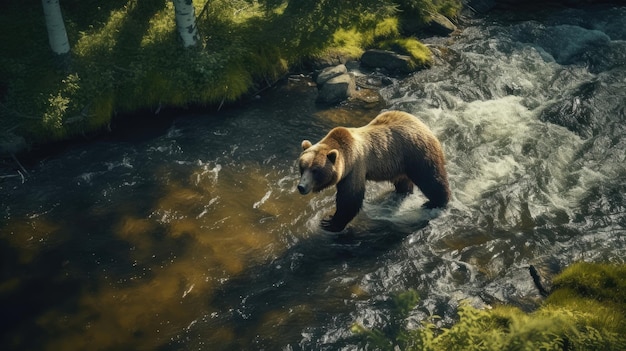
xmin=297 ymin=110 xmax=450 ymax=232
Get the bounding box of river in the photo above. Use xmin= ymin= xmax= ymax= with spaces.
xmin=1 ymin=4 xmax=625 ymax=351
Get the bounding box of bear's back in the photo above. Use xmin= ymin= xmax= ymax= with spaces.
xmin=366 ymin=110 xmax=425 ymax=129
xmin=358 ymin=111 xmax=436 ymax=149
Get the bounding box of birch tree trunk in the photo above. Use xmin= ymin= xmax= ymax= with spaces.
xmin=172 ymin=0 xmax=199 ymax=47
xmin=42 ymin=0 xmax=70 ymax=55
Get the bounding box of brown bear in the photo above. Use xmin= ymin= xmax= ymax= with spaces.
xmin=297 ymin=110 xmax=450 ymax=232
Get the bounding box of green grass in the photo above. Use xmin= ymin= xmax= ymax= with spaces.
xmin=353 ymin=262 xmax=626 ymax=350
xmin=0 ymin=0 xmax=461 ymax=153
xmin=379 ymin=38 xmax=433 ymax=68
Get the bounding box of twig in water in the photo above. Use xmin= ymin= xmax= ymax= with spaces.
xmin=11 ymin=153 xmax=29 ymax=177
xmin=17 ymin=169 xmax=25 ymax=184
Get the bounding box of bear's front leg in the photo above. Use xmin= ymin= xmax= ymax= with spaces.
xmin=321 ymin=178 xmax=365 ymax=232
xmin=321 ymin=215 xmax=347 ymax=232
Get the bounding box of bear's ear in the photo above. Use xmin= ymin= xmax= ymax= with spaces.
xmin=302 ymin=140 xmax=312 ymax=150
xmin=327 ymin=149 xmax=339 ymax=164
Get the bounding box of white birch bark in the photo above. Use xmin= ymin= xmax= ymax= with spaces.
xmin=42 ymin=0 xmax=70 ymax=55
xmin=173 ymin=0 xmax=199 ymax=47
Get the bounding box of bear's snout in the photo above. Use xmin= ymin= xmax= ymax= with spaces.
xmin=297 ymin=170 xmax=313 ymax=195
xmin=297 ymin=183 xmax=310 ymax=195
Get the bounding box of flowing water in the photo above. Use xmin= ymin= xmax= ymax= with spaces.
xmin=2 ymin=5 xmax=626 ymax=350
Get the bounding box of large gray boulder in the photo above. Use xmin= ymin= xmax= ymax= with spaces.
xmin=316 ymin=64 xmax=348 ymax=85
xmin=425 ymin=13 xmax=457 ymax=36
xmin=317 ymin=72 xmax=356 ymax=104
xmin=400 ymin=12 xmax=456 ymax=37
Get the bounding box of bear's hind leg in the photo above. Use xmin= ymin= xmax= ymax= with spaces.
xmin=394 ymin=177 xmax=414 ymax=194
xmin=418 ymin=183 xmax=450 ymax=208
xmin=407 ymin=167 xmax=450 ymax=209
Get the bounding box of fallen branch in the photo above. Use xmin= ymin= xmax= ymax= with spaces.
xmin=529 ymin=265 xmax=550 ymax=297
xmin=0 ymin=169 xmax=25 ymax=183
xmin=11 ymin=153 xmax=29 ymax=177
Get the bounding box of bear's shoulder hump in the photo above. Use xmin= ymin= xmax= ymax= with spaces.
xmin=325 ymin=127 xmax=354 ymax=144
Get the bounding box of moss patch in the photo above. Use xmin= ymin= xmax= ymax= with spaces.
xmin=379 ymin=38 xmax=433 ymax=67
xmin=354 ymin=262 xmax=626 ymax=351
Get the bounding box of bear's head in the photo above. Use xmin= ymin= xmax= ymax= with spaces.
xmin=297 ymin=140 xmax=342 ymax=195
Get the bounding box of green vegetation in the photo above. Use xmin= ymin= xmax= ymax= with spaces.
xmin=353 ymin=262 xmax=626 ymax=350
xmin=0 ymin=0 xmax=461 ymax=153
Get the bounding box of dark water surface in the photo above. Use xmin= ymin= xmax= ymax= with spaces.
xmin=2 ymin=5 xmax=626 ymax=350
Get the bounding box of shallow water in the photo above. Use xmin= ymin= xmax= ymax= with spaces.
xmin=1 ymin=5 xmax=626 ymax=351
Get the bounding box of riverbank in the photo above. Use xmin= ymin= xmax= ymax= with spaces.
xmin=0 ymin=0 xmax=462 ymax=158
xmin=2 ymin=0 xmax=619 ymax=160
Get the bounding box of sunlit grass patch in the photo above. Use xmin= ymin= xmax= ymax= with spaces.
xmin=319 ymin=16 xmax=433 ymax=68
xmin=379 ymin=38 xmax=433 ymax=67
xmin=324 ymin=27 xmax=368 ymax=59
xmin=435 ymin=0 xmax=463 ymax=20
xmin=374 ymin=17 xmax=401 ymax=40
xmin=549 ymin=261 xmax=626 ymax=304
